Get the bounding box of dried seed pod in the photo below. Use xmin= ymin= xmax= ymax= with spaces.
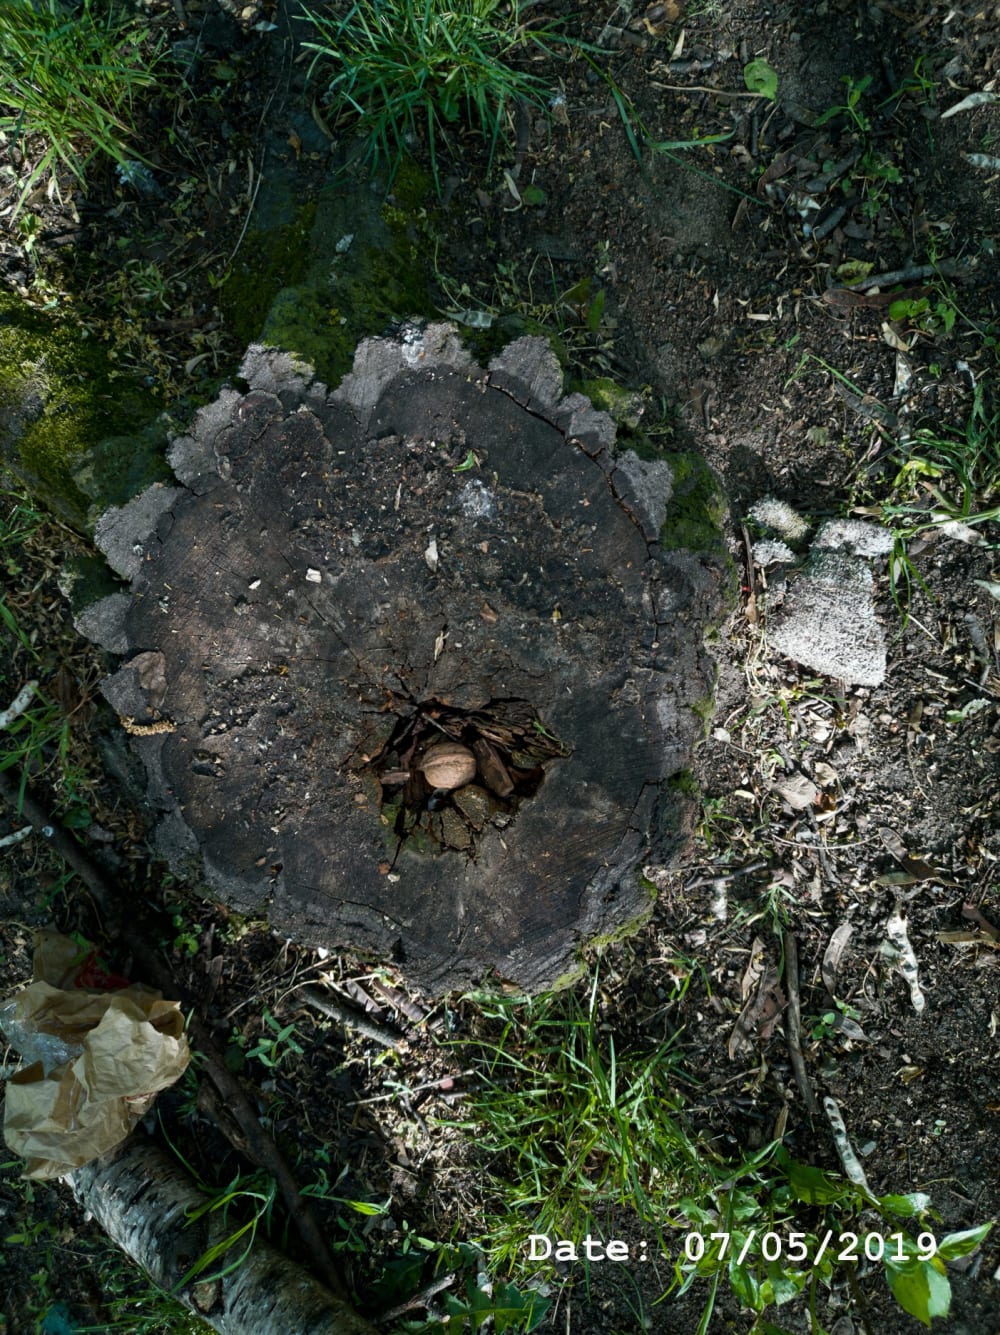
xmin=419 ymin=742 xmax=477 ymax=791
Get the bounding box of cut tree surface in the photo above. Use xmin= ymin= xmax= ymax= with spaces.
xmin=93 ymin=324 xmax=725 ymax=993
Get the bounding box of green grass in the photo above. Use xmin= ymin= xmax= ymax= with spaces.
xmin=445 ymin=973 xmax=722 ymax=1267
xmin=882 ymin=382 xmax=1000 ymax=533
xmin=298 ymin=0 xmax=565 ymax=188
xmin=0 ymin=487 xmax=90 ymax=826
xmin=789 ymin=355 xmax=1000 ymax=614
xmin=441 ymin=975 xmax=994 ymax=1332
xmin=0 ymin=0 xmax=162 ymax=219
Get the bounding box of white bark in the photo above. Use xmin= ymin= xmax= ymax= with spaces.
xmin=69 ymin=1137 xmax=377 ymax=1335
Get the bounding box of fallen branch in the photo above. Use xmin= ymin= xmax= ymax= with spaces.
xmin=379 ymin=1272 xmax=456 ymax=1324
xmin=782 ymin=930 xmax=819 ymax=1117
xmin=0 ymin=768 xmax=368 ymax=1323
xmin=0 ymin=680 xmax=38 ymax=730
xmin=298 ymin=984 xmax=404 ymax=1050
xmin=70 ymin=1138 xmax=376 ymax=1335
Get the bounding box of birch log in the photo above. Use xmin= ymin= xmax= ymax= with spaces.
xmin=69 ymin=1137 xmax=377 ymax=1335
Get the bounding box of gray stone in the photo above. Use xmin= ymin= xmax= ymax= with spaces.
xmin=769 ymin=550 xmax=886 ymax=686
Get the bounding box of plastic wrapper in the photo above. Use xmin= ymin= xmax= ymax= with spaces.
xmin=0 ymin=930 xmax=190 ymax=1179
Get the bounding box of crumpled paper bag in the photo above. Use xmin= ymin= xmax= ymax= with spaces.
xmin=0 ymin=930 xmax=190 ymax=1178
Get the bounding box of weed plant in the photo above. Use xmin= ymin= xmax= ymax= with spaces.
xmin=874 ymin=381 xmax=1000 ymax=608
xmin=0 ymin=487 xmax=90 ymax=824
xmin=298 ymin=0 xmax=561 ymax=187
xmin=883 ymin=381 xmax=1000 ymax=534
xmin=0 ymin=0 xmax=161 ymax=219
xmin=447 ymin=976 xmax=993 ymax=1330
xmin=789 ymin=355 xmax=1000 ymax=612
xmin=447 ymin=976 xmax=721 ymax=1263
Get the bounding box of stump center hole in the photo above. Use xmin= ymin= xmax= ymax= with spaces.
xmin=366 ymin=697 xmax=569 ymax=855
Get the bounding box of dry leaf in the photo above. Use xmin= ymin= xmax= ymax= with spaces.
xmin=941 ymin=90 xmax=1000 ymax=118
xmin=821 ymin=922 xmax=853 ymax=998
xmin=824 ymin=1095 xmax=871 ymax=1191
xmin=729 ymin=944 xmax=786 ymax=1059
xmin=881 ymin=321 xmax=912 ymax=352
xmin=773 ymin=772 xmax=819 ymax=810
xmin=740 ymin=936 xmax=767 ymax=1001
xmin=883 ymin=907 xmax=925 ymax=1013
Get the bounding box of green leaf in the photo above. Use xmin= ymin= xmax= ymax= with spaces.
xmin=744 ymin=59 xmax=778 ymax=101
xmin=344 ymin=1198 xmax=387 ymax=1216
xmin=936 ymin=1221 xmax=993 ymax=1259
xmin=885 ymin=1257 xmax=951 ymax=1327
xmin=493 ymin=1281 xmax=551 ymax=1333
xmin=765 ymin=1259 xmax=810 ymax=1305
xmin=879 ymin=1191 xmax=932 ymax=1218
xmin=728 ymin=1251 xmax=764 ymax=1310
xmin=785 ymin=1160 xmax=857 ymax=1206
xmin=651 ymin=130 xmax=734 ymax=151
xmin=520 ymin=183 xmax=546 ymax=206
xmin=677 ymin=1198 xmax=716 ymax=1227
xmin=586 ymin=287 xmax=606 ymax=332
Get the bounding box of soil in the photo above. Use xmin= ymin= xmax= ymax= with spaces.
xmin=1 ymin=2 xmax=999 ymax=1334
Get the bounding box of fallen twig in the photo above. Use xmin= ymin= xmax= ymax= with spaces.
xmin=299 ymin=984 xmax=404 ymax=1049
xmin=378 ymin=1272 xmax=455 ymax=1324
xmin=0 ymin=770 xmax=123 ymax=936
xmin=0 ymin=825 xmax=32 ymax=850
xmin=847 ymin=258 xmax=970 ymax=291
xmin=0 ymin=680 xmax=39 ymax=730
xmin=782 ymin=930 xmax=819 ymax=1117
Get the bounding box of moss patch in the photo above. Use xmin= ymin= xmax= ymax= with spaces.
xmin=219 ymin=203 xmax=318 ymax=352
xmin=660 ymin=450 xmax=728 ymax=556
xmin=567 ymin=375 xmax=678 ymax=460
xmin=0 ymin=291 xmax=166 ymax=531
xmin=220 ymin=173 xmax=436 ymax=391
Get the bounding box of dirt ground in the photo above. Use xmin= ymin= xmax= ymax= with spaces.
xmin=1 ymin=1 xmax=999 ymax=1332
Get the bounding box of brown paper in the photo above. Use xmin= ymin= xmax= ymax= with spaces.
xmin=0 ymin=932 xmax=190 ymax=1178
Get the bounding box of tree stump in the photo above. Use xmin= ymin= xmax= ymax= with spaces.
xmin=92 ymin=325 xmax=724 ymax=994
